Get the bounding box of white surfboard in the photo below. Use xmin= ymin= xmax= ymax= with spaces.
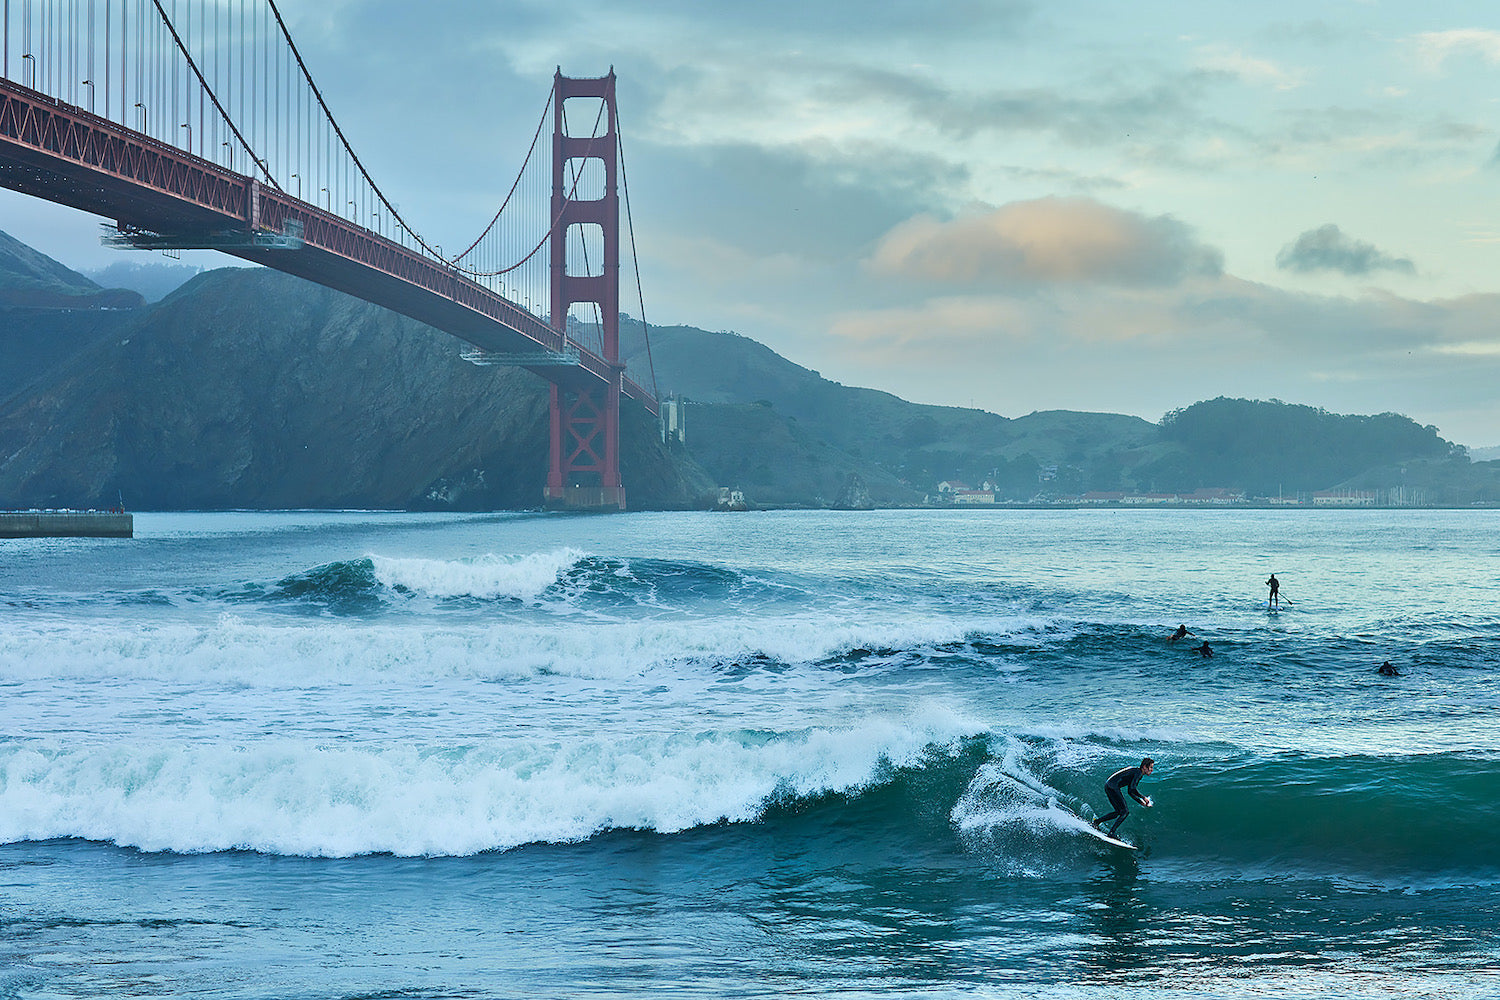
xmin=1055 ymin=801 xmax=1138 ymax=850
xmin=1081 ymin=825 xmax=1137 ymax=850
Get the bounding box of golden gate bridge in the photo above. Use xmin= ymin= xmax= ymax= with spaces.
xmin=0 ymin=0 xmax=658 ymax=510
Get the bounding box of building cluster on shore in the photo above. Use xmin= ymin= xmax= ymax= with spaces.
xmin=926 ymin=482 xmax=1439 ymax=508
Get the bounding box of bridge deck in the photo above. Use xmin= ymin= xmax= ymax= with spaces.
xmin=0 ymin=77 xmax=653 ymax=411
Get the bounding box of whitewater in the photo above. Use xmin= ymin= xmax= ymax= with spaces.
xmin=1 ymin=508 xmax=1497 ymax=998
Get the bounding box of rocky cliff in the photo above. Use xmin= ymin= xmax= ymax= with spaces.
xmin=0 ymin=267 xmax=710 ymax=510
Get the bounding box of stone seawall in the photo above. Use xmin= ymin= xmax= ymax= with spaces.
xmin=0 ymin=511 xmax=133 ymax=538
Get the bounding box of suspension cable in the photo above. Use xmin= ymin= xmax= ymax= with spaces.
xmin=616 ymin=109 xmax=658 ymax=399
xmin=460 ymin=97 xmax=606 ymax=280
xmin=263 ymin=0 xmax=444 ymax=259
xmin=451 ymin=90 xmax=552 ymax=264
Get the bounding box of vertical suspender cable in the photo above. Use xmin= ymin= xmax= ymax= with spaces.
xmin=200 ymin=0 xmax=204 ymax=153
xmin=616 ymin=116 xmax=657 ymax=399
xmin=135 ymin=0 xmax=141 ymax=132
xmin=237 ymin=0 xmax=242 ymax=155
xmin=169 ymin=0 xmax=176 ymax=145
xmin=249 ymin=0 xmax=256 ymax=159
xmin=144 ymin=0 xmax=272 ymax=185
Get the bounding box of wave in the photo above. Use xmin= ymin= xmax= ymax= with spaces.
xmin=208 ymin=549 xmax=814 ymax=618
xmin=950 ymin=738 xmax=1500 ymax=882
xmin=370 ymin=549 xmax=590 ymax=603
xmin=1 ymin=710 xmax=1494 ymax=883
xmin=0 ymin=612 xmax=1007 ymax=686
xmin=0 ymin=705 xmax=981 ymax=858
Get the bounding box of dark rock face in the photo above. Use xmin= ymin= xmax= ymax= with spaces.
xmin=0 ymin=268 xmax=708 ymax=510
xmin=833 ymin=473 xmax=873 ymax=510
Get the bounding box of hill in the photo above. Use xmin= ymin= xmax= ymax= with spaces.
xmin=625 ymin=323 xmax=1496 ymax=505
xmin=0 ymin=229 xmax=142 ymax=309
xmin=0 ymin=267 xmax=707 ymax=510
xmin=0 ymin=232 xmax=1495 ymax=510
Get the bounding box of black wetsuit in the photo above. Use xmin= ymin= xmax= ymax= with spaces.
xmin=1096 ymin=766 xmax=1149 ymax=837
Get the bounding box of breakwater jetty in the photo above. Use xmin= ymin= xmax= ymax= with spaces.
xmin=0 ymin=511 xmax=133 ymax=538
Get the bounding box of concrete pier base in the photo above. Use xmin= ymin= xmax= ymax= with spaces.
xmin=543 ymin=486 xmax=627 ymax=512
xmin=0 ymin=511 xmax=133 ymax=538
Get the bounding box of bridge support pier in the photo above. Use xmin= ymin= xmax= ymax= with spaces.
xmin=545 ymin=381 xmax=624 ymax=510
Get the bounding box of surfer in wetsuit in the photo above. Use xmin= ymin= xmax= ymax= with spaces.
xmin=1169 ymin=625 xmax=1194 ymax=643
xmin=1266 ymin=573 xmax=1280 ymax=608
xmin=1192 ymin=641 xmax=1213 ymax=658
xmin=1093 ymin=758 xmax=1154 ymax=839
xmin=1378 ymin=660 xmax=1400 ymax=676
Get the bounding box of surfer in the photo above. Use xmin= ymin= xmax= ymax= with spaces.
xmin=1266 ymin=573 xmax=1281 ymax=608
xmin=1093 ymin=758 xmax=1154 ymax=839
xmin=1377 ymin=660 xmax=1401 ymax=676
xmin=1192 ymin=641 xmax=1213 ymax=658
xmin=1169 ymin=625 xmax=1194 ymax=643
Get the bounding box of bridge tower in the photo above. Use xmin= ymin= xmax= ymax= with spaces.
xmin=546 ymin=69 xmax=624 ymax=510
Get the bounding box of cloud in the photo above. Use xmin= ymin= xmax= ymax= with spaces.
xmin=818 ymin=277 xmax=1500 ymax=444
xmin=1193 ymin=47 xmax=1305 ymax=90
xmin=867 ymin=198 xmax=1223 ymax=288
xmin=1414 ymin=29 xmax=1500 ymax=70
xmin=1275 ymin=224 xmax=1416 ymax=276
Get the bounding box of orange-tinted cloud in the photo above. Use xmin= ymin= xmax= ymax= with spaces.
xmin=868 ymin=197 xmax=1223 ymax=288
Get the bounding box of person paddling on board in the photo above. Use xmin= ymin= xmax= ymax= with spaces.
xmin=1192 ymin=641 xmax=1213 ymax=658
xmin=1093 ymin=758 xmax=1154 ymax=839
xmin=1169 ymin=625 xmax=1194 ymax=643
xmin=1266 ymin=573 xmax=1281 ymax=608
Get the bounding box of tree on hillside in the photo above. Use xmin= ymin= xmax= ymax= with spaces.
xmin=1156 ymin=398 xmax=1460 ymax=495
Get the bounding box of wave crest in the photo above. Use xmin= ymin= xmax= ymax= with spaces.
xmin=0 ymin=706 xmax=982 ymax=857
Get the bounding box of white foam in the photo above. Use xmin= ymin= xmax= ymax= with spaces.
xmin=0 ymin=613 xmax=1007 ymax=687
xmin=0 ymin=704 xmax=983 ymax=857
xmin=369 ymin=549 xmax=588 ymax=602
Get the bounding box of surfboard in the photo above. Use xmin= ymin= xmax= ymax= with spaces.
xmin=1082 ymin=826 xmax=1137 ymax=850
xmin=1055 ymin=802 xmax=1137 ymax=850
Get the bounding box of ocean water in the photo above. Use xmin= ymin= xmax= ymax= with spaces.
xmin=0 ymin=508 xmax=1496 ymax=998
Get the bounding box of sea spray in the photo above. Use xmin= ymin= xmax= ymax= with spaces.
xmin=0 ymin=704 xmax=983 ymax=857
xmin=370 ymin=549 xmax=589 ymax=602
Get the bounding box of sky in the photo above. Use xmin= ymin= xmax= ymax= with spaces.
xmin=4 ymin=0 xmax=1499 ymax=447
